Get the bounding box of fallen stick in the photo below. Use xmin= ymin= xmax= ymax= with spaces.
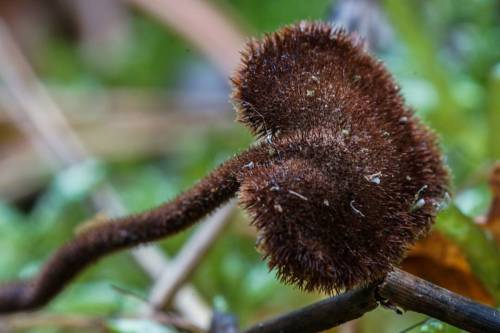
xmin=243 ymin=268 xmax=500 ymax=333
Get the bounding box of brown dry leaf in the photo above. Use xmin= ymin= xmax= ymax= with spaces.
xmin=484 ymin=162 xmax=500 ymax=244
xmin=402 ymin=231 xmax=494 ymax=305
xmin=403 ymin=162 xmax=500 ymax=305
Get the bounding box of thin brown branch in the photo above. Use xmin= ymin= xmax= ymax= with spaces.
xmin=0 ymin=148 xmax=258 ymax=313
xmin=243 ymin=268 xmax=500 ymax=333
xmin=243 ymin=285 xmax=378 ymax=333
xmin=379 ymin=269 xmax=500 ymax=333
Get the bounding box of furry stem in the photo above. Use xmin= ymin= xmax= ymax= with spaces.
xmin=0 ymin=148 xmax=260 ymax=313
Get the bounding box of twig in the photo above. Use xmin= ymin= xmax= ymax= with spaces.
xmin=243 ymin=284 xmax=377 ymax=333
xmin=0 ymin=20 xmax=211 ymax=328
xmin=243 ymin=269 xmax=500 ymax=333
xmin=148 ymin=201 xmax=236 ymax=311
xmin=0 ymin=146 xmax=257 ymax=314
xmin=379 ymin=269 xmax=500 ymax=333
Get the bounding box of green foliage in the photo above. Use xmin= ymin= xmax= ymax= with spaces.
xmin=437 ymin=206 xmax=500 ymax=303
xmin=413 ymin=319 xmax=462 ymax=333
xmin=37 ymin=14 xmax=192 ymax=87
xmin=488 ymin=64 xmax=500 ymax=159
xmin=215 ymin=0 xmax=332 ymax=33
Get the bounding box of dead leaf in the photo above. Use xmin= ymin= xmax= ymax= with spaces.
xmin=403 ymin=231 xmax=494 ymax=305
xmin=484 ymin=162 xmax=500 ymax=244
xmin=403 ymin=162 xmax=500 ymax=306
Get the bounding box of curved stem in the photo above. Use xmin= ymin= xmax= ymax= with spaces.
xmin=0 ymin=149 xmax=260 ymax=313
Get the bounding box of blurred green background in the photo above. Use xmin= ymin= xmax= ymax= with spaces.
xmin=0 ymin=0 xmax=498 ymax=332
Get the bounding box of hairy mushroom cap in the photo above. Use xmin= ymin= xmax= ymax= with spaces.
xmin=232 ymin=22 xmax=449 ymax=293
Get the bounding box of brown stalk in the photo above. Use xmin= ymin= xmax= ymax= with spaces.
xmin=243 ymin=268 xmax=500 ymax=333
xmin=0 ymin=146 xmax=260 ymax=312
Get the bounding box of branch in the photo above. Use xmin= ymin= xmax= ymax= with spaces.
xmin=379 ymin=269 xmax=500 ymax=333
xmin=242 ymin=285 xmax=378 ymax=333
xmin=0 ymin=19 xmax=258 ymax=319
xmin=243 ymin=269 xmax=500 ymax=333
xmin=0 ymin=148 xmax=257 ymax=313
